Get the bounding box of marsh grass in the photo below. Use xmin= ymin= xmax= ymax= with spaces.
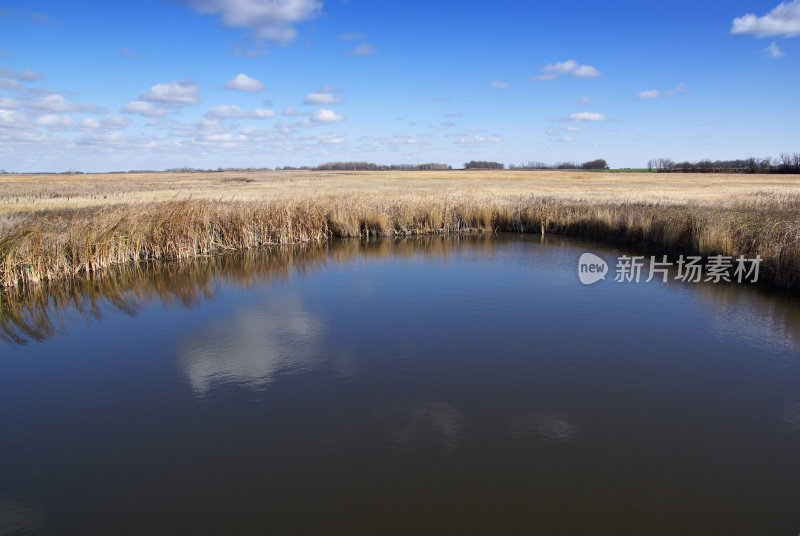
xmin=1 ymin=192 xmax=799 ymax=290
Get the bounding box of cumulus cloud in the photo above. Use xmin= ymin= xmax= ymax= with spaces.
xmin=531 ymin=59 xmax=602 ymax=81
xmin=765 ymin=41 xmax=786 ymax=57
xmin=303 ymin=92 xmax=343 ymax=105
xmin=490 ymin=81 xmax=510 ymax=89
xmin=28 ymin=94 xmax=105 ymax=113
xmin=347 ymin=42 xmax=376 ymax=57
xmin=79 ymin=115 xmax=132 ymax=130
xmin=205 ymin=105 xmax=275 ymax=119
xmin=0 ymin=67 xmax=44 ymax=81
xmin=0 ymin=109 xmax=29 ymax=129
xmin=637 ymin=89 xmax=661 ymax=99
xmin=568 ymin=112 xmax=607 ymax=122
xmin=0 ymin=78 xmax=24 ymax=91
xmin=636 ymin=83 xmax=686 ymax=100
xmin=311 ymin=108 xmax=344 ymax=123
xmin=121 ymin=100 xmax=166 ymax=117
xmin=224 ymin=73 xmax=265 ymax=92
xmin=731 ymin=0 xmax=800 ymax=37
xmin=173 ymin=0 xmax=321 ymax=44
xmin=140 ymin=79 xmax=200 ymax=105
xmin=0 ymin=97 xmax=22 ymax=110
xmin=36 ymin=114 xmax=74 ymax=129
xmin=572 ymin=64 xmax=602 ymax=78
xmin=282 ymin=106 xmax=298 ymax=116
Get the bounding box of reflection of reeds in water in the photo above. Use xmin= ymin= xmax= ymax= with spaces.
xmin=3 ymin=234 xmax=800 ymax=347
xmin=0 ymin=235 xmax=499 ymax=344
xmin=2 ymin=194 xmax=799 ymax=289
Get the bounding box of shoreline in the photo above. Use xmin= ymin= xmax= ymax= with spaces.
xmin=1 ymin=194 xmax=798 ymax=291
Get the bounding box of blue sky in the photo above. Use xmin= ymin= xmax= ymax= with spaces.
xmin=0 ymin=0 xmax=798 ymax=171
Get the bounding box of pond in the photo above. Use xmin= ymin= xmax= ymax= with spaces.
xmin=1 ymin=235 xmax=799 ymax=535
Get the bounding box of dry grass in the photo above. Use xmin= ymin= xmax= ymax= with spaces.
xmin=0 ymin=170 xmax=799 ymax=290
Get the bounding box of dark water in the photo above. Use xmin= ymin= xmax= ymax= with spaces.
xmin=1 ymin=235 xmax=800 ymax=535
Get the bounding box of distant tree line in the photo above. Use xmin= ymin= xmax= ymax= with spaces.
xmin=509 ymin=159 xmax=608 ymax=170
xmin=647 ymin=153 xmax=800 ymax=174
xmin=298 ymin=162 xmax=452 ymax=171
xmin=464 ymin=161 xmax=504 ymax=169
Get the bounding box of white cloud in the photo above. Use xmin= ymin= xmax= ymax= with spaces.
xmin=0 ymin=109 xmax=29 ymax=129
xmin=36 ymin=114 xmax=74 ymax=129
xmin=121 ymin=100 xmax=166 ymax=117
xmin=28 ymin=94 xmax=105 ymax=113
xmin=140 ymin=80 xmax=200 ymax=105
xmin=315 ymin=132 xmax=345 ymax=144
xmin=282 ymin=106 xmax=298 ymax=116
xmin=347 ymin=43 xmax=376 ymax=57
xmin=543 ymin=60 xmax=579 ymax=73
xmin=0 ymin=67 xmax=44 ymax=81
xmin=381 ymin=134 xmax=419 ymax=145
xmin=637 ymin=89 xmax=661 ymax=99
xmin=0 ymin=78 xmax=24 ymax=91
xmin=455 ymin=135 xmax=502 ymax=145
xmin=665 ymin=83 xmax=686 ymax=96
xmin=79 ymin=118 xmax=101 ymax=129
xmin=565 ymin=126 xmax=585 ymax=132
xmin=311 ymin=108 xmax=344 ymax=123
xmin=0 ymin=97 xmax=21 ymax=110
xmin=568 ymin=112 xmax=607 ymax=122
xmin=80 ymin=115 xmax=132 ymax=130
xmin=765 ymin=41 xmax=786 ymax=57
xmin=558 ymin=137 xmax=573 ymax=143
xmin=572 ymin=64 xmax=602 ymax=78
xmin=303 ymin=92 xmax=343 ymax=105
xmin=173 ymin=0 xmax=321 ymax=44
xmin=205 ymin=105 xmax=275 ymax=119
xmin=531 ymin=59 xmax=602 ymax=81
xmin=636 ymin=83 xmax=685 ymax=99
xmin=731 ymin=0 xmax=800 ymax=37
xmin=490 ymin=81 xmax=510 ymax=89
xmin=224 ymin=73 xmax=265 ymax=92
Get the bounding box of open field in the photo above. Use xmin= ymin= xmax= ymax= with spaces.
xmin=1 ymin=170 xmax=799 ymax=290
xmin=3 ymin=169 xmax=800 ymax=216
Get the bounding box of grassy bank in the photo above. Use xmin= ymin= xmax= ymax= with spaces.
xmin=1 ymin=192 xmax=799 ymax=290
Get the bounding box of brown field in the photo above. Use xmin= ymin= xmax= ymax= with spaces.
xmin=2 ymin=169 xmax=800 ymax=217
xmin=0 ymin=169 xmax=799 ymax=290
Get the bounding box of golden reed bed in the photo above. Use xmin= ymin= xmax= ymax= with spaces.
xmin=0 ymin=170 xmax=799 ymax=289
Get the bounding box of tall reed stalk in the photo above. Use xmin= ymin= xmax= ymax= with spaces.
xmin=1 ymin=194 xmax=798 ymax=289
